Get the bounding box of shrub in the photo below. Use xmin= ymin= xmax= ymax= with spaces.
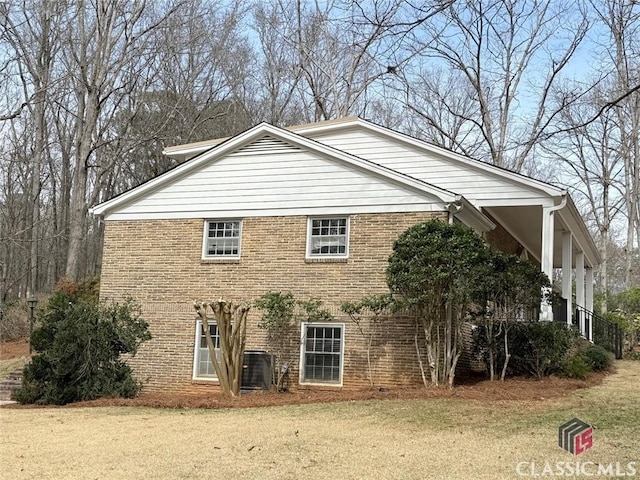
xmin=562 ymin=353 xmax=592 ymax=380
xmin=255 ymin=291 xmax=298 ymax=391
xmin=474 ymin=321 xmax=578 ymax=378
xmin=14 ymin=280 xmax=150 ymax=405
xmin=580 ymin=345 xmax=613 ymax=372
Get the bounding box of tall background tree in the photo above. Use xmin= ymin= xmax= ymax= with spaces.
xmin=0 ymin=0 xmax=638 ymax=303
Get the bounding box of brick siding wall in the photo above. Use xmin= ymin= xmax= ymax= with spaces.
xmin=100 ymin=212 xmax=447 ymax=393
xmin=483 ymin=210 xmax=522 ymax=256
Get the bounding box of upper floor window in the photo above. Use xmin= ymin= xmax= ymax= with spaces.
xmin=203 ymin=220 xmax=241 ymax=259
xmin=307 ymin=217 xmax=349 ymax=258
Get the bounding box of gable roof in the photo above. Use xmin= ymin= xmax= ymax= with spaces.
xmin=164 ymin=116 xmax=563 ymax=200
xmin=296 ymin=117 xmax=565 ymax=199
xmin=91 ymin=122 xmax=495 ymax=231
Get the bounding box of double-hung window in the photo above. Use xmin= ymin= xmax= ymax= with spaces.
xmin=300 ymin=323 xmax=344 ymax=385
xmin=306 ymin=217 xmax=349 ymax=258
xmin=193 ymin=321 xmax=222 ymax=380
xmin=203 ymin=220 xmax=241 ymax=259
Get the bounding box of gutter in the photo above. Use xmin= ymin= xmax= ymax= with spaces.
xmin=446 ymin=196 xmax=495 ymax=232
xmin=548 ymin=192 xmax=568 ymax=213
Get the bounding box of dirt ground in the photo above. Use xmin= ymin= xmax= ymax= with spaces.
xmin=0 ymin=338 xmax=30 ymax=360
xmin=0 ymin=338 xmax=607 ymax=409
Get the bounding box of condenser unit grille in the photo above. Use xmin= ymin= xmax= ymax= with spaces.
xmin=241 ymin=350 xmax=274 ymax=390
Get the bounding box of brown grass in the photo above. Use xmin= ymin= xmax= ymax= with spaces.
xmin=1 ymin=360 xmax=638 ymax=480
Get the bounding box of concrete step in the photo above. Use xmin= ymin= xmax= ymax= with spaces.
xmin=0 ymin=369 xmax=23 ymax=401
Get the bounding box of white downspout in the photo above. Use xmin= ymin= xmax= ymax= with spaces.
xmin=447 ymin=199 xmax=464 ymax=225
xmin=540 ymin=193 xmax=567 ymax=321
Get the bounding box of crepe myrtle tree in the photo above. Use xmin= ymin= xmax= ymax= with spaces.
xmin=387 ymin=220 xmax=491 ymax=387
xmin=194 ymin=299 xmax=250 ymax=397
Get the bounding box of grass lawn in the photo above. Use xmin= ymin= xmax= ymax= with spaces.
xmin=1 ymin=361 xmax=638 ymax=480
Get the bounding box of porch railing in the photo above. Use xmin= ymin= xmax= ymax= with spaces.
xmin=575 ymin=305 xmax=623 ymax=359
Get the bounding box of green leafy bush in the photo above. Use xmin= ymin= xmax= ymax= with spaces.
xmin=474 ymin=321 xmax=577 ymax=378
xmin=562 ymin=353 xmax=592 ymax=379
xmin=387 ymin=220 xmax=492 ymax=386
xmin=255 ymin=291 xmax=298 ymax=391
xmin=14 ymin=280 xmax=150 ymax=405
xmin=579 ymin=345 xmax=613 ymax=371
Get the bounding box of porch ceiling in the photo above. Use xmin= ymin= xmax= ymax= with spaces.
xmin=483 ymin=205 xmax=598 ymax=269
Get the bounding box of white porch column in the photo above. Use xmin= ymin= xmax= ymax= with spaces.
xmin=540 ymin=206 xmax=555 ymax=321
xmin=576 ymin=252 xmax=585 ymax=335
xmin=562 ymin=232 xmax=573 ymax=326
xmin=586 ymin=267 xmax=594 ymax=341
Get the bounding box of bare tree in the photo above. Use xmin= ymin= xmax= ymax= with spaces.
xmin=398 ymin=0 xmax=590 ymax=172
xmin=252 ymin=0 xmax=404 ymax=123
xmin=62 ymin=0 xmax=161 ymax=280
xmin=591 ymin=0 xmax=640 ymax=288
xmin=1 ymin=0 xmax=65 ymax=297
xmin=108 ymin=0 xmax=252 ymax=194
xmin=546 ymin=81 xmax=626 ymax=305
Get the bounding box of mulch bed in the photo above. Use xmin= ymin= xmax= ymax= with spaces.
xmin=0 ymin=338 xmax=608 ymax=409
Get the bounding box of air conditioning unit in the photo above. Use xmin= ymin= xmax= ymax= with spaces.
xmin=242 ymin=350 xmax=274 ymax=390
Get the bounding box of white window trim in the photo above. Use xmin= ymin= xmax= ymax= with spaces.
xmin=192 ymin=319 xmax=220 ymax=382
xmin=305 ymin=216 xmax=350 ymax=259
xmin=201 ymin=219 xmax=242 ymax=260
xmin=299 ymin=322 xmax=345 ymax=387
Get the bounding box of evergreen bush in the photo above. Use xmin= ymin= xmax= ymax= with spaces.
xmin=561 ymin=353 xmax=592 ymax=380
xmin=474 ymin=321 xmax=577 ymax=378
xmin=579 ymin=345 xmax=613 ymax=372
xmin=14 ymin=279 xmax=150 ymax=405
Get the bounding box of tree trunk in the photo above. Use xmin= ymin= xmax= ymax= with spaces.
xmin=414 ymin=320 xmax=428 ymax=388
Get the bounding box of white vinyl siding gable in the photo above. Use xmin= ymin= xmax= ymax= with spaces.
xmin=103 ymin=135 xmax=446 ymax=220
xmin=306 ymin=128 xmax=550 ymax=205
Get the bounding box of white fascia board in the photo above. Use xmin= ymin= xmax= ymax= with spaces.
xmin=298 ymin=117 xmax=565 ymax=198
xmin=92 ymin=122 xmax=460 ymax=217
xmin=91 ymin=124 xmax=268 ymax=215
xmin=163 ymin=117 xmax=359 ymax=159
xmin=102 ymin=202 xmax=446 ymax=221
xmin=472 ymin=197 xmax=557 ymax=208
xmin=266 ymin=126 xmax=460 ymax=203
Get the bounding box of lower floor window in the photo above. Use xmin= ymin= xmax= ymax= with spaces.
xmin=193 ymin=321 xmax=221 ymax=380
xmin=300 ymin=323 xmax=344 ymax=384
